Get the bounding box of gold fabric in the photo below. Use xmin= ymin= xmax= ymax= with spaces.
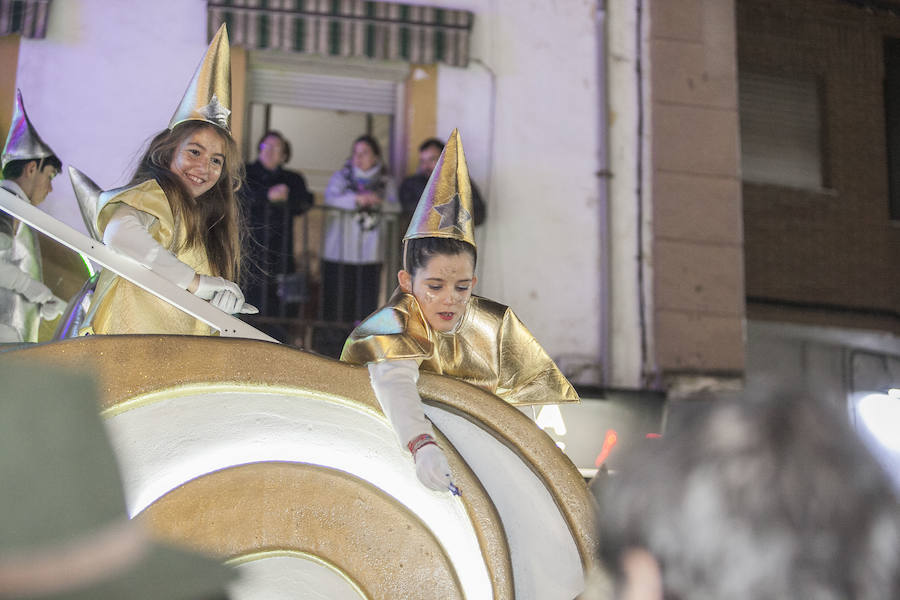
xmin=342 ymin=290 xmax=579 ymax=406
xmin=403 ymin=129 xmax=476 ymax=248
xmin=168 ymin=24 xmax=232 ymax=134
xmin=84 ymin=180 xmax=213 ymax=336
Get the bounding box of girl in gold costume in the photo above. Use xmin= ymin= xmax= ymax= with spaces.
xmin=341 ymin=129 xmax=578 ymax=493
xmin=83 ymin=25 xmax=255 ymax=336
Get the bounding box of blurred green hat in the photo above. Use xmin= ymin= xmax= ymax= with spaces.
xmin=0 ymin=364 xmax=235 ymax=599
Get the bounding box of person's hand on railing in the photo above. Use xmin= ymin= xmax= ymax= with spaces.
xmin=268 ymin=183 xmax=289 ymax=203
xmin=356 ymin=191 xmax=382 ymax=209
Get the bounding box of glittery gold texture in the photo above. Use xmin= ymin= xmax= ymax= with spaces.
xmin=343 ymin=291 xmax=581 ymax=406
xmin=403 ymin=129 xmax=476 ymax=248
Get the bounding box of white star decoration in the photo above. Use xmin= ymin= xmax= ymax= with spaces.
xmin=198 ymin=94 xmax=231 ymax=128
xmin=433 ymin=193 xmax=471 ymax=232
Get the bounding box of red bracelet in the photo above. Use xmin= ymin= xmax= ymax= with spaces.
xmin=408 ymin=433 xmax=437 ymax=456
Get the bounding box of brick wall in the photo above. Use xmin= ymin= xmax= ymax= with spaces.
xmin=648 ymin=0 xmax=746 ymax=377
xmin=737 ymin=0 xmax=900 ymax=335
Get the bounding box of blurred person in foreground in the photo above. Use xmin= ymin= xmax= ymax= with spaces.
xmin=0 ymin=363 xmax=237 ymax=599
xmin=588 ymin=388 xmax=900 ymax=600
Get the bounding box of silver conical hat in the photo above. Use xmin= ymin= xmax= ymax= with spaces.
xmin=67 ymin=166 xmax=103 ymax=241
xmin=2 ymin=90 xmax=57 ymax=170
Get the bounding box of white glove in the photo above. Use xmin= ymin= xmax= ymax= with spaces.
xmin=211 ymin=290 xmax=259 ymax=315
xmin=40 ymin=295 xmax=67 ymax=320
xmin=192 ymin=275 xmax=243 ymax=301
xmin=414 ymin=442 xmax=453 ymax=492
xmin=18 ymin=276 xmax=54 ymax=304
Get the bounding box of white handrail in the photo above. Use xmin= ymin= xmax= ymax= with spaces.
xmin=0 ymin=187 xmax=277 ymax=342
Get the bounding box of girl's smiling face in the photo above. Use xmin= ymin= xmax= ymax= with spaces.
xmin=399 ymin=252 xmax=477 ymax=333
xmin=168 ymin=126 xmax=225 ymax=198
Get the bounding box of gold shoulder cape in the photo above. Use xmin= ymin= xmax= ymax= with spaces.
xmin=83 ymin=180 xmax=214 ymax=336
xmin=342 ymin=291 xmax=579 ymax=406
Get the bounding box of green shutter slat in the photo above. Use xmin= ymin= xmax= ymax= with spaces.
xmin=399 ymin=26 xmax=410 ymax=59
xmin=435 ymin=29 xmax=445 ymax=61
xmin=258 ymin=14 xmax=269 ymax=48
xmin=365 ymin=23 xmax=375 ymax=57
xmin=10 ymin=0 xmax=24 ymax=33
xmin=329 ymin=20 xmax=341 ymax=55
xmin=294 ymin=17 xmax=305 ymax=51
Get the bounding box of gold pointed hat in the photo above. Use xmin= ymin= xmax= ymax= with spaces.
xmin=403 ymin=128 xmax=476 ymax=248
xmin=2 ymin=89 xmax=57 ymax=170
xmin=167 ymin=24 xmax=232 ymax=134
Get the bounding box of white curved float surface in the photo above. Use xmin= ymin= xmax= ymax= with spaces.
xmin=102 ymin=387 xmax=492 ymax=599
xmin=426 ymin=405 xmax=585 ymax=600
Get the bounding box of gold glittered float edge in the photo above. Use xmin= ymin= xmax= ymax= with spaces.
xmin=140 ymin=462 xmax=459 ymax=600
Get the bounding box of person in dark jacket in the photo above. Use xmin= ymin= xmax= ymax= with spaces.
xmin=243 ymin=130 xmax=313 ymax=317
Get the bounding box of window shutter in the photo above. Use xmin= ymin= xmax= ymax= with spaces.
xmin=739 ymin=72 xmax=824 ymax=189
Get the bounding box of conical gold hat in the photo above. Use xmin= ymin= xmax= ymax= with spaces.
xmin=1 ymin=90 xmax=57 ymax=170
xmin=403 ymin=129 xmax=476 ymax=248
xmin=167 ymin=24 xmax=232 ymax=134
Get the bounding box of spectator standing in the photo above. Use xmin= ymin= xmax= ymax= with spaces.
xmin=243 ymin=130 xmax=313 ymax=317
xmin=318 ymin=134 xmax=398 ymax=355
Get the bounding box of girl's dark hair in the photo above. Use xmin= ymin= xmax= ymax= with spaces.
xmin=353 ymin=134 xmax=382 ymax=159
xmin=130 ymin=121 xmax=244 ymax=281
xmin=403 ymin=237 xmax=476 ymax=276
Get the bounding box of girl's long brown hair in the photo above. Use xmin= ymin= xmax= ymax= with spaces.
xmin=130 ymin=121 xmax=244 ymax=281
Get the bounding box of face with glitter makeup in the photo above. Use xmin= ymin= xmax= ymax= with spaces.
xmin=168 ymin=126 xmax=225 ymax=199
xmin=399 ymin=252 xmax=476 ymax=333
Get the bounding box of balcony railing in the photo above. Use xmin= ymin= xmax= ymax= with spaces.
xmin=242 ymin=204 xmax=404 ymax=355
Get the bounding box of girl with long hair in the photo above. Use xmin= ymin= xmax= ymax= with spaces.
xmin=82 ymin=25 xmax=255 ymax=335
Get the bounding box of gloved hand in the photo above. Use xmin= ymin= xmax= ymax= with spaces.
xmin=414 ymin=442 xmax=453 ymax=492
xmin=211 ymin=290 xmax=259 ymax=315
xmin=19 ymin=277 xmax=54 ymax=305
xmin=191 ymin=275 xmax=243 ymax=301
xmin=39 ymin=295 xmax=67 ymax=320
